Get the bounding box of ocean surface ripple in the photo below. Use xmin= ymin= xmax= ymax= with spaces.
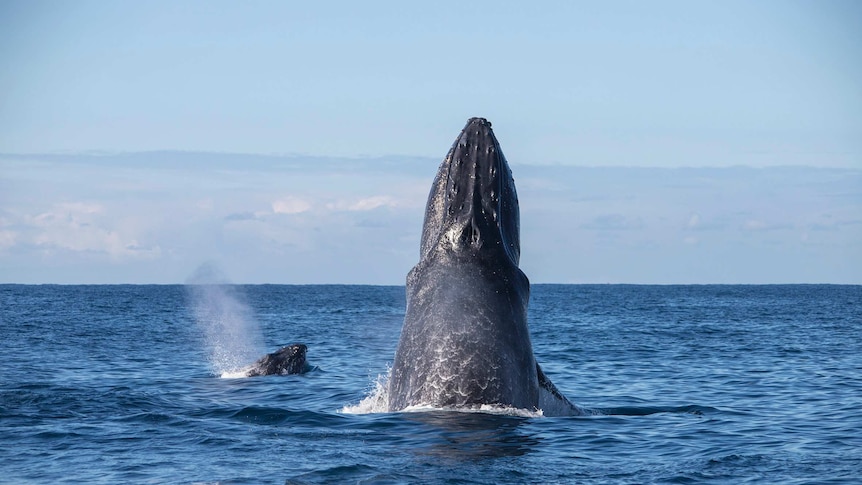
xmin=1 ymin=284 xmax=860 ymax=483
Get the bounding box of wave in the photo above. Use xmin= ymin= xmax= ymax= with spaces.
xmin=596 ymin=404 xmax=717 ymax=416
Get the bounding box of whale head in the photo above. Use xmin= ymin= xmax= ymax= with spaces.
xmin=275 ymin=343 xmax=307 ymax=359
xmin=419 ymin=117 xmax=521 ymax=266
xmin=246 ymin=343 xmax=308 ymax=376
xmin=272 ymin=344 xmax=307 ymax=374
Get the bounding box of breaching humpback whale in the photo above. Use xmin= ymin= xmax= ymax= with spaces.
xmin=387 ymin=117 xmax=584 ymax=415
xmin=244 ymin=344 xmax=310 ymax=377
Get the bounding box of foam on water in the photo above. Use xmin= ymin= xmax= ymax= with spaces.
xmin=219 ymin=368 xmax=252 ymax=379
xmin=402 ymin=404 xmax=545 ymax=418
xmin=340 ymin=371 xmax=390 ymax=414
xmin=340 ymin=371 xmax=545 ymax=418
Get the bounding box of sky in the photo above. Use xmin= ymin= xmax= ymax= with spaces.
xmin=1 ymin=1 xmax=860 ymax=284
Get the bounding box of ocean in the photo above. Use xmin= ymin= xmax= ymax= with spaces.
xmin=1 ymin=284 xmax=860 ymax=484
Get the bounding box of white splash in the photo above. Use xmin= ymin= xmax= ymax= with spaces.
xmin=400 ymin=403 xmax=544 ymax=418
xmin=340 ymin=370 xmax=544 ymax=418
xmin=219 ymin=368 xmax=253 ymax=379
xmin=340 ymin=371 xmax=391 ymax=414
xmin=186 ymin=263 xmax=264 ymax=377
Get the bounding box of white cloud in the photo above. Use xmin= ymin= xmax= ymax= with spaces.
xmin=2 ymin=152 xmax=859 ymax=284
xmin=327 ymin=195 xmax=399 ymax=212
xmin=5 ymin=202 xmax=161 ymax=260
xmin=347 ymin=196 xmax=398 ymax=211
xmin=686 ymin=213 xmax=701 ymax=229
xmin=0 ymin=230 xmax=16 ymax=249
xmin=744 ymin=219 xmax=767 ymax=231
xmin=55 ymin=201 xmax=104 ymax=215
xmin=272 ymin=197 xmax=312 ymax=214
xmin=224 ymin=211 xmax=260 ymax=222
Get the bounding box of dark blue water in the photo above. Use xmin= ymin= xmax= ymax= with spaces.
xmin=1 ymin=284 xmax=860 ymax=484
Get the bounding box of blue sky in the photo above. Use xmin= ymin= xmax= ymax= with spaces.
xmin=1 ymin=1 xmax=860 ymax=283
